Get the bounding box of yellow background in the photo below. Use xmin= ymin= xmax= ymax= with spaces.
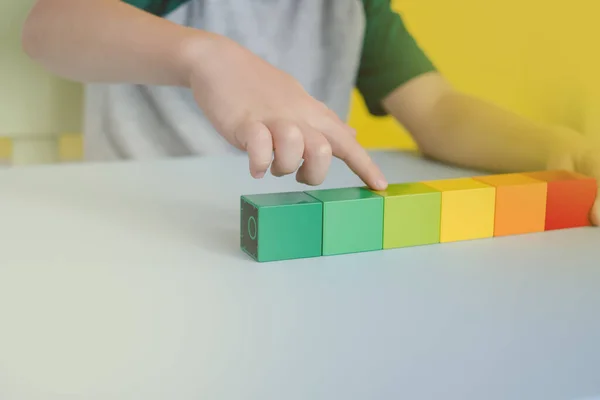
xmin=2 ymin=0 xmax=600 ymax=163
xmin=352 ymin=0 xmax=600 ymax=149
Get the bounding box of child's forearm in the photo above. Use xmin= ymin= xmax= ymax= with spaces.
xmin=427 ymin=92 xmax=588 ymax=172
xmin=389 ymin=83 xmax=586 ymax=173
xmin=22 ymin=0 xmax=215 ymax=87
xmin=422 ymin=92 xmax=582 ymax=172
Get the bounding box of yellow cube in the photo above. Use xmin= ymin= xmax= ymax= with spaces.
xmin=423 ymin=178 xmax=496 ymax=243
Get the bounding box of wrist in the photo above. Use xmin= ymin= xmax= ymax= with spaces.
xmin=174 ymin=28 xmax=225 ymax=88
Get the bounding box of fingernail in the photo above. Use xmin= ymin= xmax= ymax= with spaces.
xmin=375 ymin=179 xmax=388 ymax=190
xmin=254 ymin=171 xmax=265 ymax=179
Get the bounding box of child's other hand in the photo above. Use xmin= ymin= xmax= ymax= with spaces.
xmin=546 ymin=133 xmax=600 ymax=225
xmin=184 ymin=34 xmax=387 ymax=191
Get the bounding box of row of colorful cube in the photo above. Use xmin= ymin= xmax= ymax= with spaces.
xmin=240 ymin=170 xmax=597 ymax=262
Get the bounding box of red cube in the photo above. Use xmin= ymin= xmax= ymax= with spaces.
xmin=523 ymin=170 xmax=597 ymax=230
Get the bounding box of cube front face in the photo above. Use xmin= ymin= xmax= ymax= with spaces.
xmin=321 ymin=198 xmax=383 ymax=255
xmin=383 ymin=194 xmax=441 ymax=249
xmin=439 ymin=189 xmax=496 ymax=242
xmin=475 ymin=174 xmax=547 ymax=236
xmin=424 ymin=179 xmax=496 ymax=243
xmin=494 ymin=185 xmax=547 ymax=236
xmin=258 ymin=203 xmax=323 ymax=261
xmin=523 ymin=171 xmax=597 ymax=230
xmin=545 ymin=180 xmax=596 ymax=230
xmin=241 ymin=193 xmax=323 ymax=262
xmin=376 ymin=183 xmax=442 ymax=249
xmin=306 ymin=187 xmax=383 ymax=256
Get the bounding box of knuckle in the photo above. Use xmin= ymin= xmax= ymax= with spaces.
xmin=307 ymin=141 xmax=332 ymax=160
xmin=249 ymin=127 xmax=272 ymax=145
xmin=313 ymin=100 xmax=330 ymax=112
xmin=272 ymin=121 xmax=302 ymax=140
xmin=286 ymin=124 xmax=304 ymax=139
xmin=242 ymin=123 xmax=272 ymax=147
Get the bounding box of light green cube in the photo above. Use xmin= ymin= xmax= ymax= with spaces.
xmin=373 ymin=182 xmax=442 ymax=249
xmin=305 ymin=187 xmax=383 ymax=256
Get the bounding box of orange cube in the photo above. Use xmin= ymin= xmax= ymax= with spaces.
xmin=475 ymin=173 xmax=547 ymax=236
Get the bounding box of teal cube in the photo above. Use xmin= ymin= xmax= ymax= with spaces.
xmin=304 ymin=187 xmax=384 ymax=256
xmin=240 ymin=192 xmax=323 ymax=262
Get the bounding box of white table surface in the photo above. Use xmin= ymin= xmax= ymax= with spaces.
xmin=0 ymin=151 xmax=599 ymax=400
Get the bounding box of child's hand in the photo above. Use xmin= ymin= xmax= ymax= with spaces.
xmin=186 ymin=34 xmax=387 ymax=191
xmin=547 ymin=134 xmax=600 ymax=225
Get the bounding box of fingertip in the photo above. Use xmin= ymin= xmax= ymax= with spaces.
xmin=249 ymin=157 xmax=271 ymax=179
xmin=367 ymin=167 xmax=388 ymax=191
xmin=295 ymin=168 xmax=322 ymax=187
xmin=243 ymin=124 xmax=273 ymax=180
xmin=295 ymin=175 xmax=308 ymax=187
xmin=294 ymin=168 xmax=306 ymax=184
xmin=374 ymin=178 xmax=388 ymax=191
xmin=248 ymin=156 xmax=270 ymax=179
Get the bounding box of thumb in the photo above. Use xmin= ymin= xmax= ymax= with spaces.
xmin=591 ymin=199 xmax=600 ymax=226
xmin=573 ymin=144 xmax=600 ymax=226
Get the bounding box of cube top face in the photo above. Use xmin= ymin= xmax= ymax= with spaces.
xmin=424 ymin=177 xmax=492 ymax=192
xmin=523 ymin=170 xmax=593 ymax=183
xmin=475 ymin=173 xmax=545 ymax=187
xmin=374 ymin=182 xmax=440 ymax=197
xmin=242 ymin=191 xmax=320 ymax=207
xmin=305 ymin=187 xmax=381 ymax=203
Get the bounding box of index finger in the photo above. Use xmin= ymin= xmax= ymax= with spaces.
xmin=323 ymin=123 xmax=388 ymax=191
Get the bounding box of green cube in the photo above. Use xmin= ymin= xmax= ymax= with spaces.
xmin=373 ymin=183 xmax=442 ymax=249
xmin=240 ymin=192 xmax=323 ymax=262
xmin=304 ymin=187 xmax=383 ymax=256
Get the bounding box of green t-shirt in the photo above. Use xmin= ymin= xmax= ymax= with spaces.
xmin=122 ymin=0 xmax=436 ymax=116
